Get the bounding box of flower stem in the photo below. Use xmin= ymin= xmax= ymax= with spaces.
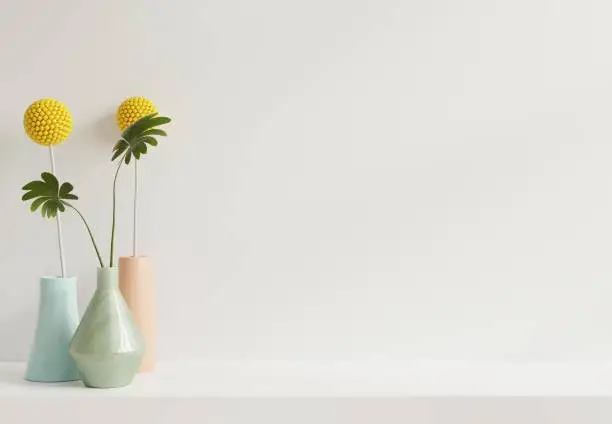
xmin=65 ymin=203 xmax=104 ymax=268
xmin=110 ymin=156 xmax=124 ymax=267
xmin=133 ymin=160 xmax=138 ymax=257
xmin=49 ymin=146 xmax=66 ymax=277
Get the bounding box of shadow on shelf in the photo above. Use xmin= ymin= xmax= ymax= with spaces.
xmin=0 ymin=364 xmax=82 ymax=388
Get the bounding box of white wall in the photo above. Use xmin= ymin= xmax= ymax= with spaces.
xmin=1 ymin=0 xmax=612 ymax=361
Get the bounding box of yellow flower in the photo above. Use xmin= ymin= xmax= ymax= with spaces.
xmin=116 ymin=97 xmax=157 ymax=131
xmin=23 ymin=99 xmax=73 ymax=146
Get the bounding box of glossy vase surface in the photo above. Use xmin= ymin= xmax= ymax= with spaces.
xmin=69 ymin=267 xmax=144 ymax=388
xmin=25 ymin=276 xmax=80 ymax=382
xmin=119 ymin=256 xmax=156 ymax=372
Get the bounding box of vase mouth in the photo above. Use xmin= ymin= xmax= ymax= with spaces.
xmin=97 ymin=267 xmax=119 ymax=281
xmin=40 ymin=275 xmax=77 ymax=281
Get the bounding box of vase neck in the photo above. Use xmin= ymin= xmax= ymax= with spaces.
xmin=39 ymin=276 xmax=77 ymax=292
xmin=97 ymin=267 xmax=119 ymax=290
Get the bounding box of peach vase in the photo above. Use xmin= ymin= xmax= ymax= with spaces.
xmin=119 ymin=256 xmax=156 ymax=372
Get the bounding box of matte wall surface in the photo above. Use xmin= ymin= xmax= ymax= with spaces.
xmin=1 ymin=0 xmax=611 ymax=361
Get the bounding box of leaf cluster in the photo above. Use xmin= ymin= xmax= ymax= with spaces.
xmin=21 ymin=172 xmax=78 ymax=218
xmin=111 ymin=113 xmax=171 ymax=164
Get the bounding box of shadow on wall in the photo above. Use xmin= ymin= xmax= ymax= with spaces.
xmin=93 ymin=114 xmax=117 ymax=149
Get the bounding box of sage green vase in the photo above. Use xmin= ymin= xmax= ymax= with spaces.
xmin=69 ymin=267 xmax=144 ymax=388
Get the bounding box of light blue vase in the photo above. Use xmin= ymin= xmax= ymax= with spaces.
xmin=25 ymin=276 xmax=80 ymax=382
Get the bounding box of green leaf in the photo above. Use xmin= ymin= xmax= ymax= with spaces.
xmin=23 ymin=181 xmax=44 ymax=191
xmin=59 ymin=182 xmax=73 ymax=197
xmin=41 ymin=172 xmax=59 ymax=191
xmin=145 ymin=116 xmax=171 ymax=128
xmin=142 ymin=137 xmax=158 ymax=146
xmin=113 ymin=113 xmax=171 ymax=165
xmin=30 ymin=197 xmax=48 ymax=212
xmin=22 ymin=181 xmax=49 ymax=195
xmin=126 ymin=117 xmax=170 ymax=139
xmin=41 ymin=202 xmax=49 ymax=218
xmin=45 ymin=201 xmax=56 ymax=217
xmin=111 ymin=140 xmax=129 ymax=161
xmin=22 ymin=191 xmax=38 ymax=201
xmin=59 ymin=183 xmax=74 ymax=198
xmin=123 ymin=115 xmax=170 ymax=142
xmin=140 ymin=128 xmax=167 ymax=137
xmin=21 ymin=173 xmax=80 ymax=220
xmin=122 ymin=113 xmax=159 ymax=141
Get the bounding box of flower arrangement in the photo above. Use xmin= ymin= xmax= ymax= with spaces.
xmin=20 ymin=97 xmax=171 ymax=388
xmin=22 ymin=99 xmax=73 ymax=276
xmin=22 ymin=99 xmax=81 ymax=383
xmin=21 ymin=99 xmax=171 ymax=268
xmin=113 ymin=97 xmax=166 ymax=262
xmin=114 ymin=97 xmax=167 ymax=373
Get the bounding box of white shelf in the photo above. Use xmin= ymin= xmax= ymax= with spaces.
xmin=3 ymin=360 xmax=612 ymax=397
xmin=6 ymin=362 xmax=612 ymax=423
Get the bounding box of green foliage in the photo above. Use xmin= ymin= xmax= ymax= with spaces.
xmin=111 ymin=113 xmax=171 ymax=164
xmin=21 ymin=172 xmax=105 ymax=267
xmin=21 ymin=172 xmax=78 ymax=218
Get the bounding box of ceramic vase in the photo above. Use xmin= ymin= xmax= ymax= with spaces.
xmin=25 ymin=276 xmax=80 ymax=382
xmin=119 ymin=256 xmax=156 ymax=372
xmin=69 ymin=267 xmax=144 ymax=388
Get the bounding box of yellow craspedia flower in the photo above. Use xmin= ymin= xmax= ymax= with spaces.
xmin=116 ymin=97 xmax=157 ymax=131
xmin=23 ymin=99 xmax=73 ymax=146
